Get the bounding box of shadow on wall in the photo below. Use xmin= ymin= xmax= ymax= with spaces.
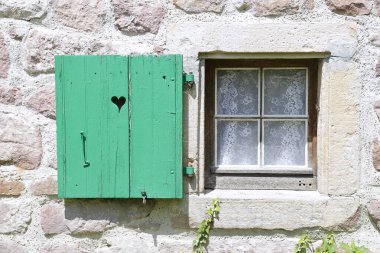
xmin=41 ymin=197 xmax=191 ymax=240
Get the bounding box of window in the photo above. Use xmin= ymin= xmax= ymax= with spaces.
xmin=204 ymin=59 xmax=318 ymax=190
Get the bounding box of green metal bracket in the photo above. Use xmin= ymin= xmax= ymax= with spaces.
xmin=183 ymin=166 xmax=195 ymax=177
xmin=183 ymin=72 xmax=195 ymax=89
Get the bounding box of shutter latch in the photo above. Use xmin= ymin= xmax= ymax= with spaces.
xmin=183 ymin=72 xmax=195 ymax=89
xmin=141 ymin=191 xmax=147 ymax=205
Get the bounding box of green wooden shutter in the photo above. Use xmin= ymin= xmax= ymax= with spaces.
xmin=130 ymin=55 xmax=183 ymax=199
xmin=55 ymin=54 xmax=183 ymax=199
xmin=55 ymin=55 xmax=130 ymax=198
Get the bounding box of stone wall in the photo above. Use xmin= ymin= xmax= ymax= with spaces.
xmin=0 ymin=0 xmax=380 ymax=252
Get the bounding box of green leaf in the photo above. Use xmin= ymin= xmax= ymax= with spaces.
xmin=340 ymin=242 xmax=368 ymax=253
xmin=193 ymin=198 xmax=221 ymax=253
xmin=294 ymin=234 xmax=313 ymax=253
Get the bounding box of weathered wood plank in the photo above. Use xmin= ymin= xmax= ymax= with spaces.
xmin=106 ymin=56 xmax=129 ymax=197
xmin=130 ymin=55 xmax=183 ymax=198
xmin=55 ymin=56 xmax=130 ymax=198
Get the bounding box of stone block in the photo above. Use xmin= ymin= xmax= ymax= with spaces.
xmin=0 ymin=200 xmax=31 ymax=234
xmin=51 ymin=0 xmax=107 ymax=32
xmin=30 ymin=176 xmax=57 ymax=195
xmin=376 ymin=58 xmax=380 ymax=77
xmin=40 ymin=202 xmax=67 ymax=235
xmin=0 ymin=84 xmax=21 ymax=105
xmin=0 ymin=112 xmax=42 ymax=169
xmin=234 ymin=0 xmax=312 ymax=14
xmin=0 ymin=238 xmax=27 ymax=253
xmin=0 ymin=33 xmax=10 ymax=79
xmin=0 ymin=178 xmax=24 ymax=196
xmin=368 ymin=199 xmax=380 ymax=230
xmin=377 ymin=0 xmax=380 ymax=15
xmin=41 ymin=199 xmax=156 ymax=235
xmin=315 ymin=60 xmax=360 ymax=195
xmin=173 ymin=0 xmax=225 ymax=13
xmin=304 ymin=0 xmax=315 ymax=9
xmin=189 ymin=190 xmax=360 ymax=230
xmin=325 ymin=0 xmax=371 ymax=16
xmin=0 ymin=0 xmax=46 ymax=20
xmin=111 ymin=0 xmax=166 ymax=34
xmin=166 ymin=22 xmax=357 ymax=58
xmin=253 ymin=0 xmax=299 ymax=16
xmin=371 ymin=33 xmax=380 ymax=47
xmin=373 ymin=140 xmax=380 ymax=172
xmin=25 ymin=85 xmax=56 ymax=119
xmin=374 ymin=99 xmax=380 ymax=121
xmin=66 ymin=218 xmax=110 ymax=235
xmin=24 ymin=28 xmax=84 ymax=75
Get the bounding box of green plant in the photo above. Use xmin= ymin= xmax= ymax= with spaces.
xmin=294 ymin=234 xmax=314 ymax=253
xmin=193 ymin=198 xmax=221 ymax=253
xmin=315 ymin=233 xmax=337 ymax=253
xmin=340 ymin=242 xmax=368 ymax=253
xmin=294 ymin=233 xmax=369 ymax=253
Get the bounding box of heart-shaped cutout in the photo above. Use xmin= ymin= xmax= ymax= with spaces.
xmin=111 ymin=96 xmax=126 ymax=112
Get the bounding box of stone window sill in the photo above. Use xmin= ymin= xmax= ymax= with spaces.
xmin=188 ymin=190 xmax=359 ymax=231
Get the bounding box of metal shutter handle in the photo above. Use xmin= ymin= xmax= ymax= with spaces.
xmin=80 ymin=131 xmax=90 ymax=167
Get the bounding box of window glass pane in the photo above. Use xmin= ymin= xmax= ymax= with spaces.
xmin=263 ymin=69 xmax=307 ymax=116
xmin=217 ymin=120 xmax=259 ymax=166
xmin=263 ymin=120 xmax=306 ymax=166
xmin=217 ymin=69 xmax=259 ymax=115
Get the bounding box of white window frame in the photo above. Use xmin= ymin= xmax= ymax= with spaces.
xmin=213 ymin=67 xmax=312 ymax=174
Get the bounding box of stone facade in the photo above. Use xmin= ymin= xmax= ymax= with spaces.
xmin=0 ymin=0 xmax=380 ymax=252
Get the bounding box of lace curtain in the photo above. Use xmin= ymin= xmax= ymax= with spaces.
xmin=216 ymin=68 xmax=307 ymax=167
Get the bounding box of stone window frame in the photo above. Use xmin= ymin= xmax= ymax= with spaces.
xmin=168 ymin=22 xmax=360 ymax=230
xmin=191 ymin=53 xmax=360 ymax=230
xmin=194 ymin=51 xmax=359 ymax=197
xmin=203 ymin=59 xmax=319 ymax=190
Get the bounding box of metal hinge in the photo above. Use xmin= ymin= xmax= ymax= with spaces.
xmin=183 ymin=72 xmax=195 ymax=89
xmin=183 ymin=166 xmax=195 ymax=178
